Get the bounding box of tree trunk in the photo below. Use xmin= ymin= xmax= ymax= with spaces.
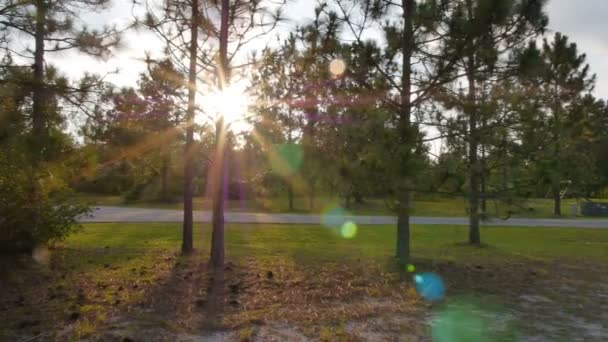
xmin=286 ymin=116 xmax=294 ymax=212
xmin=210 ymin=0 xmax=230 ymax=269
xmin=395 ymin=0 xmax=414 ymax=263
xmin=211 ymin=119 xmax=226 ymax=268
xmin=160 ymin=153 xmax=169 ymax=202
xmin=553 ymin=183 xmax=562 ymax=216
xmin=552 ymin=97 xmax=562 ymax=216
xmin=480 ymin=143 xmax=487 ymax=214
xmin=308 ymin=180 xmax=315 ymax=212
xmin=181 ymin=0 xmax=199 ymax=254
xmin=344 ymin=192 xmax=351 ymax=210
xmin=354 ymin=191 xmax=365 ymax=204
xmin=467 ymin=60 xmax=481 ymax=245
xmin=32 ymin=0 xmax=47 ymax=157
xmin=287 ymin=183 xmax=294 ymax=211
xmin=304 ymin=112 xmax=316 ymax=213
xmin=395 ymin=194 xmax=411 ymax=263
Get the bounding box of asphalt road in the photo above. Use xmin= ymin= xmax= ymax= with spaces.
xmin=81 ymin=206 xmax=608 ymax=228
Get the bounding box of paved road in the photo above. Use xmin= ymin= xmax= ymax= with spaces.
xmin=81 ymin=206 xmax=608 ymax=228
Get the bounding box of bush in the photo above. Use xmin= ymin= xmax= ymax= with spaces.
xmin=0 ymin=145 xmax=89 ymax=253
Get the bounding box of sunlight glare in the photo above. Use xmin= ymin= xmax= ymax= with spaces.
xmin=202 ymin=80 xmax=252 ymax=127
xmin=329 ymin=58 xmax=346 ymax=77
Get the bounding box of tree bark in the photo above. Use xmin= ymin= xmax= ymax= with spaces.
xmin=210 ymin=0 xmax=230 ymax=269
xmin=395 ymin=0 xmax=414 ymax=263
xmin=286 ymin=126 xmax=294 ymax=211
xmin=552 ymin=138 xmax=562 ymax=216
xmin=181 ymin=0 xmax=199 ymax=254
xmin=553 ymin=182 xmax=562 ymax=216
xmin=552 ymin=97 xmax=562 ymax=216
xmin=480 ymin=145 xmax=487 ymax=214
xmin=304 ymin=111 xmax=316 ymax=213
xmin=344 ymin=192 xmax=351 ymax=210
xmin=210 ymin=118 xmax=226 ymax=268
xmin=32 ymin=0 xmax=47 ymax=157
xmin=308 ymin=180 xmax=315 ymax=212
xmin=160 ymin=153 xmax=169 ymax=202
xmin=467 ymin=60 xmax=481 ymax=245
xmin=287 ymin=183 xmax=294 ymax=211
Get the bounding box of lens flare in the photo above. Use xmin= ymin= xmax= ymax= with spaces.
xmin=32 ymin=245 xmax=50 ymax=265
xmin=414 ymin=272 xmax=445 ymax=302
xmin=270 ymin=143 xmax=303 ymax=176
xmin=432 ymin=299 xmax=518 ymax=341
xmin=340 ymin=221 xmax=358 ymax=239
xmin=322 ymin=206 xmax=347 ymax=229
xmin=329 ymin=58 xmax=346 ymax=76
xmin=407 ymin=264 xmax=416 ymax=273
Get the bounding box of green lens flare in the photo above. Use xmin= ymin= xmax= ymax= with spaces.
xmin=270 ymin=143 xmax=303 ymax=176
xmin=340 ymin=221 xmax=357 ymax=239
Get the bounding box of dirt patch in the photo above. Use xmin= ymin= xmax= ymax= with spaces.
xmin=3 ymin=250 xmax=607 ymax=341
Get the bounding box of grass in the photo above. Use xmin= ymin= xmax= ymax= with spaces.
xmin=76 ymin=193 xmax=600 ymax=218
xmin=63 ymin=223 xmax=608 ymax=262
xmin=2 ymin=223 xmax=608 ymax=340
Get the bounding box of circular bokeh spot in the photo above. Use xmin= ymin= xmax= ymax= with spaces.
xmin=340 ymin=221 xmax=358 ymax=239
xmin=270 ymin=143 xmax=303 ymax=177
xmin=407 ymin=264 xmax=416 ymax=273
xmin=32 ymin=245 xmax=50 ymax=265
xmin=414 ymin=272 xmax=445 ymax=302
xmin=329 ymin=58 xmax=346 ymax=76
xmin=322 ymin=206 xmax=347 ymax=229
xmin=431 ymin=299 xmax=518 ymax=342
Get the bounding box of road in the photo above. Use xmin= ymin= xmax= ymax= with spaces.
xmin=81 ymin=206 xmax=608 ymax=228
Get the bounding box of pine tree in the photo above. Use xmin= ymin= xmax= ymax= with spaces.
xmin=530 ymin=33 xmax=595 ymax=215
xmin=0 ymin=0 xmax=122 ymax=160
xmin=437 ymin=0 xmax=547 ymax=244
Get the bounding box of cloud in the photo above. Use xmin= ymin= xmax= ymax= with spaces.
xmin=547 ymin=0 xmax=608 ymax=98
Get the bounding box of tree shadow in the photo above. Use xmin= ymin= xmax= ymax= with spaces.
xmin=108 ymin=250 xmax=253 ymax=339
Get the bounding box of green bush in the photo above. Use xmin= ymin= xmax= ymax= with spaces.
xmin=0 ymin=145 xmax=89 ymax=253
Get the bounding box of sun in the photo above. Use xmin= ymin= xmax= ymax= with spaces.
xmin=201 ymin=80 xmax=251 ymax=127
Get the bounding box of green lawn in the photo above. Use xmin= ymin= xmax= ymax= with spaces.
xmin=66 ymin=223 xmax=608 ymax=262
xmin=2 ymin=223 xmax=607 ymax=340
xmin=77 ymin=193 xmax=597 ymax=218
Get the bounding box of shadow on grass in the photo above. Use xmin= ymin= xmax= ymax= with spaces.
xmin=94 ymin=250 xmax=251 ymax=340
xmin=0 ymin=253 xmax=81 ymax=340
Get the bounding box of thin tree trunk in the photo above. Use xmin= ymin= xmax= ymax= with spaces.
xmin=286 ymin=125 xmax=294 ymax=211
xmin=552 ymin=139 xmax=562 ymax=216
xmin=463 ymin=0 xmax=481 ymax=245
xmin=553 ymin=97 xmax=562 ymax=216
xmin=304 ymin=110 xmax=316 ymax=213
xmin=287 ymin=183 xmax=294 ymax=211
xmin=210 ymin=0 xmax=230 ymax=269
xmin=181 ymin=0 xmax=199 ymax=254
xmin=211 ymin=118 xmax=226 ymax=268
xmin=395 ymin=0 xmax=414 ymax=263
xmin=308 ymin=180 xmax=315 ymax=212
xmin=553 ymin=182 xmax=562 ymax=216
xmin=480 ymin=145 xmax=487 ymax=214
xmin=467 ymin=61 xmax=481 ymax=245
xmin=32 ymin=0 xmax=47 ymax=157
xmin=396 ymin=193 xmax=411 ymax=262
xmin=160 ymin=153 xmax=169 ymax=202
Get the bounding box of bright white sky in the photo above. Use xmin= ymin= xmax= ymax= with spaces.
xmin=47 ymin=0 xmax=608 ymax=101
xmin=43 ymin=0 xmax=607 ymax=146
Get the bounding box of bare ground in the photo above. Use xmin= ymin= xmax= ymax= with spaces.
xmin=2 ymin=251 xmax=607 ymax=341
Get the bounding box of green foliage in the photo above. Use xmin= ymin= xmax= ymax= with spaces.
xmin=79 ymin=59 xmax=186 ymax=202
xmin=0 ymin=142 xmax=89 ymax=253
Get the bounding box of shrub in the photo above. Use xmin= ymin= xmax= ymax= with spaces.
xmin=0 ymin=144 xmax=89 ymax=253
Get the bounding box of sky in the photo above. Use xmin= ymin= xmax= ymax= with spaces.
xmin=47 ymin=0 xmax=608 ymax=103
